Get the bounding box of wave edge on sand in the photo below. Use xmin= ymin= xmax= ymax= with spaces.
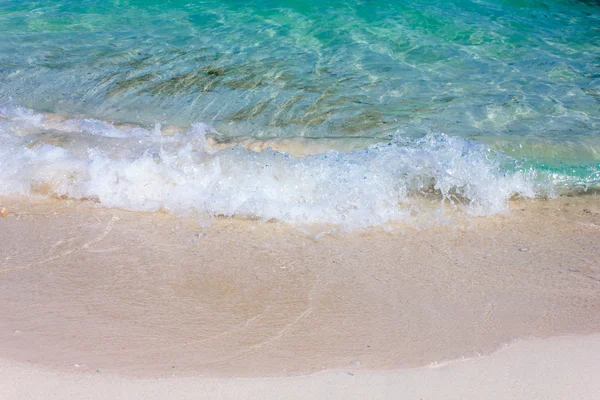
xmin=2 ymin=104 xmax=599 ymax=228
xmin=2 ymin=335 xmax=600 ymax=400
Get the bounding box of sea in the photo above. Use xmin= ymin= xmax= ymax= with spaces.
xmin=0 ymin=0 xmax=599 ymax=228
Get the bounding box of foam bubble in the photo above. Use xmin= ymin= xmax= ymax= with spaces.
xmin=0 ymin=105 xmax=595 ymax=228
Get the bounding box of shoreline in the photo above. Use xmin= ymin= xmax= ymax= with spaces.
xmin=2 ymin=334 xmax=600 ymax=400
xmin=1 ymin=195 xmax=599 ymax=379
xmin=3 ymin=0 xmax=600 ymax=397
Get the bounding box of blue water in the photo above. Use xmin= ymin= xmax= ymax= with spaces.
xmin=0 ymin=0 xmax=599 ymax=226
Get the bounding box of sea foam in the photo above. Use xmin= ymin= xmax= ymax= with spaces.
xmin=0 ymin=104 xmax=584 ymax=228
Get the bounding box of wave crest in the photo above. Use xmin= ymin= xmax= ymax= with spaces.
xmin=0 ymin=105 xmax=593 ymax=228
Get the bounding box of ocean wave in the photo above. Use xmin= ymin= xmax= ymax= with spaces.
xmin=0 ymin=104 xmax=597 ymax=228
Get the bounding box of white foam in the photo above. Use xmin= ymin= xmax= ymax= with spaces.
xmin=0 ymin=105 xmax=576 ymax=228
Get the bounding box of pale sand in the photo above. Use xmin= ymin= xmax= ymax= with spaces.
xmin=0 ymin=195 xmax=600 ymax=396
xmin=2 ymin=335 xmax=600 ymax=400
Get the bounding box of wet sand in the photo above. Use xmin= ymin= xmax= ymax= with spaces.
xmin=1 ymin=195 xmax=600 ymax=380
xmin=3 ymin=334 xmax=600 ymax=400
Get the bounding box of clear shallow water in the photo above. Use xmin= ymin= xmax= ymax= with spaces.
xmin=0 ymin=0 xmax=599 ymax=226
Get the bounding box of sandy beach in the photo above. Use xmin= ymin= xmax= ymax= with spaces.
xmin=3 ymin=334 xmax=600 ymax=400
xmin=3 ymin=0 xmax=600 ymax=397
xmin=1 ymin=194 xmax=600 ymax=398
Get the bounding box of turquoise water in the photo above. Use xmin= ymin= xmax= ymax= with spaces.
xmin=0 ymin=0 xmax=599 ymax=226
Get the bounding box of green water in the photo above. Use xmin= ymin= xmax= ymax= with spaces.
xmin=1 ymin=0 xmax=599 ymax=140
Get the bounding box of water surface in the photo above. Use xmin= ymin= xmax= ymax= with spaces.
xmin=0 ymin=0 xmax=599 ymax=226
